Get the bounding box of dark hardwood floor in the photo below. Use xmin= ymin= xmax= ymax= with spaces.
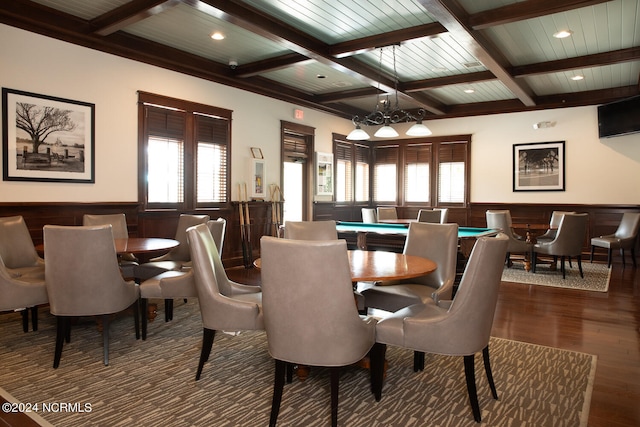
xmin=228 ymin=259 xmax=640 ymax=427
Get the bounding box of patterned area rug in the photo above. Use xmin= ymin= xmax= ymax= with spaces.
xmin=501 ymin=260 xmax=611 ymax=292
xmin=0 ymin=301 xmax=596 ymax=427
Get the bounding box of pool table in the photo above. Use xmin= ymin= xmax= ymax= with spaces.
xmin=336 ymin=221 xmax=497 ymax=254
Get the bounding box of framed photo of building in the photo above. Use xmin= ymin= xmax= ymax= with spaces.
xmin=513 ymin=141 xmax=565 ymax=191
xmin=2 ymin=88 xmax=95 ymax=183
xmin=315 ymin=152 xmax=333 ymax=196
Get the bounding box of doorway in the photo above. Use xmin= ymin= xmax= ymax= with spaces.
xmin=281 ymin=121 xmax=314 ymax=222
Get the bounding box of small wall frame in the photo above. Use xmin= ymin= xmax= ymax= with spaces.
xmin=250 ymin=158 xmax=266 ymax=199
xmin=315 ymin=152 xmax=333 ymax=196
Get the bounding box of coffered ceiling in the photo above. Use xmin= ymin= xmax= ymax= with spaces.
xmin=1 ymin=0 xmax=639 ymax=122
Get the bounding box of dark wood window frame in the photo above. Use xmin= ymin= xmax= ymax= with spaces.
xmin=137 ymin=91 xmax=232 ymax=211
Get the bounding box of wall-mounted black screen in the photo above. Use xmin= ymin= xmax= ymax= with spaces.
xmin=597 ymin=95 xmax=640 ymax=138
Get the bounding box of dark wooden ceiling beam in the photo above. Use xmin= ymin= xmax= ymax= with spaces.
xmin=315 ymin=87 xmax=383 ymax=103
xmin=402 ymin=70 xmax=496 ymax=91
xmin=90 ymin=0 xmax=181 ymax=36
xmin=234 ymin=53 xmax=312 ymax=78
xmin=418 ymin=0 xmax=536 ymax=107
xmin=511 ymin=46 xmax=640 ymax=77
xmin=189 ymin=0 xmax=446 ymax=114
xmin=329 ymin=22 xmax=447 ymax=58
xmin=468 ymin=0 xmax=614 ymax=30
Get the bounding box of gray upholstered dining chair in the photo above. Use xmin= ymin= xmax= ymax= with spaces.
xmin=370 ymin=234 xmax=508 ymax=423
xmin=362 ymin=208 xmax=377 ymax=223
xmin=0 ymin=256 xmax=48 ymax=332
xmin=283 ymin=220 xmax=338 ymax=240
xmin=377 ymin=207 xmax=398 ymax=220
xmin=361 ymin=222 xmax=458 ymax=312
xmin=417 ymin=209 xmax=442 ymax=223
xmin=259 ymin=236 xmax=376 ymax=427
xmin=83 ymin=213 xmax=138 ymax=278
xmin=187 ymin=223 xmax=263 ymax=380
xmin=590 ymin=212 xmax=640 ymax=268
xmin=532 ymin=213 xmax=589 ymax=278
xmin=536 ymin=211 xmax=576 ymax=243
xmin=0 ymin=215 xmax=45 ymax=280
xmin=134 ymin=214 xmax=210 ymax=282
xmin=486 ymin=209 xmax=531 ymax=267
xmin=140 ymin=218 xmax=258 ymax=339
xmin=43 ymin=225 xmax=140 ymax=367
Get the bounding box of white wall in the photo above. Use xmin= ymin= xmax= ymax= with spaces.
xmin=1 ymin=24 xmax=639 ymax=205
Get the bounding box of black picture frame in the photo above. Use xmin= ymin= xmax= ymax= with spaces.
xmin=2 ymin=88 xmax=95 ymax=183
xmin=513 ymin=141 xmax=565 ymax=191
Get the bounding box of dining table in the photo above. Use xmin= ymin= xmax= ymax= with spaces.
xmin=37 ymin=237 xmax=179 ymax=258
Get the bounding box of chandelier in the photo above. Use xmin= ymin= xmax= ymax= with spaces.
xmin=346 ymin=45 xmax=432 ymax=140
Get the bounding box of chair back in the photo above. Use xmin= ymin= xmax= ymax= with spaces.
xmin=549 ymin=211 xmax=576 ymax=229
xmin=162 ymin=214 xmax=210 ymax=261
xmin=187 ymin=223 xmax=262 ymax=331
xmin=547 ymin=213 xmax=589 ymax=256
xmin=377 ymin=207 xmax=398 ymax=220
xmin=83 ymin=213 xmax=130 ymax=239
xmin=44 ymin=225 xmax=137 ymax=316
xmin=439 ymin=208 xmax=449 ymax=223
xmin=485 ymin=210 xmax=529 ymax=253
xmin=0 ymin=256 xmax=47 ymax=311
xmin=0 ymin=216 xmax=41 ymax=269
xmin=405 ymin=235 xmax=508 ymax=354
xmin=615 ymin=212 xmax=640 ymax=241
xmin=362 ymin=208 xmax=377 ymax=223
xmin=404 ymin=222 xmax=458 ymax=300
xmin=206 ymin=218 xmax=226 ymax=256
xmin=417 ymin=209 xmax=441 ymax=223
xmin=260 ymin=236 xmax=375 ymax=366
xmin=283 ymin=220 xmax=337 ymax=240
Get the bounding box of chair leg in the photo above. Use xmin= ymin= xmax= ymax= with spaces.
xmin=53 ymin=316 xmax=67 ymax=369
xmin=560 ymin=256 xmax=566 ymax=279
xmin=577 ymin=255 xmax=584 ymax=278
xmin=269 ymin=359 xmax=286 ymax=427
xmin=133 ymin=300 xmax=140 ymax=340
xmin=590 ymin=245 xmax=594 ymax=262
xmin=20 ymin=309 xmax=28 ymax=333
xmin=195 ymin=328 xmax=215 ymax=380
xmin=141 ymin=298 xmax=148 ymax=340
xmin=464 ymin=354 xmax=482 ymax=423
xmin=31 ymin=306 xmax=38 ymax=331
xmin=370 ymin=343 xmax=387 ymax=401
xmin=621 ymin=249 xmax=626 ymax=268
xmin=532 ymin=252 xmax=537 ymax=273
xmin=102 ymin=314 xmax=110 ymax=366
xmin=482 ymin=346 xmax=498 ymax=400
xmin=632 ymin=247 xmax=637 ymax=268
xmin=607 ymin=248 xmax=612 ymax=267
xmin=329 ymin=367 xmax=340 ymax=427
xmin=286 ymin=362 xmax=294 ymax=384
xmin=165 ymin=299 xmax=173 ymax=322
xmin=413 ymin=350 xmax=425 ymax=372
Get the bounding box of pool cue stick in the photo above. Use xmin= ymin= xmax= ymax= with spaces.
xmin=243 ymin=182 xmax=253 ymax=266
xmin=238 ymin=183 xmax=248 ymax=267
xmin=269 ymin=184 xmax=277 ymax=236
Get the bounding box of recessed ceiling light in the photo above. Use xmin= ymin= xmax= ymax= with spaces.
xmin=553 ymin=30 xmax=573 ymax=39
xmin=210 ymin=32 xmax=225 ymax=40
xmin=571 ymin=75 xmax=584 ymax=81
xmin=316 ymin=74 xmax=326 ymax=79
xmin=464 ymin=89 xmax=475 ymax=94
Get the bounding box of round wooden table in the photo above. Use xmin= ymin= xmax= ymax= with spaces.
xmin=113 ymin=237 xmax=179 ymax=255
xmin=253 ymin=250 xmax=436 ymax=282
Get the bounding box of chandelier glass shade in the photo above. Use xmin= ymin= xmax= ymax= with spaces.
xmin=347 ymin=46 xmax=432 ymax=140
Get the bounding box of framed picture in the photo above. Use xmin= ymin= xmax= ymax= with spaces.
xmin=316 ymin=152 xmax=333 ymax=196
xmin=250 ymin=158 xmax=266 ymax=199
xmin=513 ymin=141 xmax=565 ymax=191
xmin=2 ymin=88 xmax=95 ymax=183
xmin=250 ymin=147 xmax=263 ymax=159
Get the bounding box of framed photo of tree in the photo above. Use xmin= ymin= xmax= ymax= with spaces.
xmin=2 ymin=88 xmax=95 ymax=183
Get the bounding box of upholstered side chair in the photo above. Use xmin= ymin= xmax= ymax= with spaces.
xmin=361 ymin=222 xmax=459 ymax=312
xmin=0 ymin=256 xmax=48 ymax=332
xmin=371 ymin=234 xmax=508 ymax=423
xmin=590 ymin=212 xmax=640 ymax=268
xmin=260 ymin=236 xmax=376 ymax=427
xmin=536 ymin=211 xmax=576 ymax=243
xmin=0 ymin=215 xmax=45 ymax=280
xmin=44 ymin=225 xmax=140 ymax=367
xmin=486 ymin=210 xmax=531 ymax=267
xmin=376 ymin=207 xmax=398 ymax=221
xmin=283 ymin=220 xmax=338 ymax=240
xmin=83 ymin=213 xmax=138 ymax=278
xmin=187 ymin=223 xmax=263 ymax=380
xmin=417 ymin=209 xmax=441 ymax=223
xmin=362 ymin=208 xmax=377 ymax=223
xmin=533 ymin=213 xmax=589 ymax=278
